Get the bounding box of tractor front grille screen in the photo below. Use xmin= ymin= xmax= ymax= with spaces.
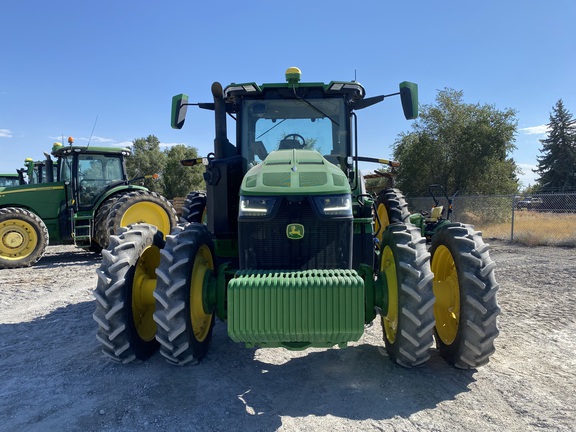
xmin=239 ymin=198 xmax=352 ymax=270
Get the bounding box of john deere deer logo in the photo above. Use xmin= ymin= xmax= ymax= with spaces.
xmin=286 ymin=223 xmax=304 ymax=240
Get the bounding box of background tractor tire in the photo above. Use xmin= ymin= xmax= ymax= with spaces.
xmin=430 ymin=223 xmax=500 ymax=369
xmin=101 ymin=190 xmax=178 ymax=248
xmin=374 ymin=188 xmax=411 ymax=248
xmin=93 ymin=224 xmax=164 ymax=363
xmin=378 ymin=223 xmax=435 ymax=367
xmin=153 ymin=223 xmax=216 ymax=366
xmin=91 ymin=194 xmax=121 ymax=252
xmin=180 ymin=191 xmax=206 ymax=224
xmin=0 ymin=207 xmax=49 ymax=269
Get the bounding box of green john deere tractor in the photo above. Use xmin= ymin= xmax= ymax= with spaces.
xmin=94 ymin=67 xmax=499 ymax=369
xmin=0 ymin=137 xmax=177 ymax=268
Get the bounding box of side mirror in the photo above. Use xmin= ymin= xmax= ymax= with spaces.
xmin=171 ymin=94 xmax=189 ymax=129
xmin=399 ymin=81 xmax=418 ymax=120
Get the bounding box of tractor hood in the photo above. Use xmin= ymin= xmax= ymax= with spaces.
xmin=240 ymin=149 xmax=350 ymax=196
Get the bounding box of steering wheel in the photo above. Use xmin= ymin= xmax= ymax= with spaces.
xmin=280 ymin=133 xmax=306 ymax=149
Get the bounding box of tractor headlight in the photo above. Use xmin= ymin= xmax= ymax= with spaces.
xmin=239 ymin=196 xmax=277 ymax=217
xmin=313 ymin=195 xmax=352 ymax=217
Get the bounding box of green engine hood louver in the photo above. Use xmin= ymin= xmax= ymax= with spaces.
xmin=241 ymin=149 xmax=350 ymax=196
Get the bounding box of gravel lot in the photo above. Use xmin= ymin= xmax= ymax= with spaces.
xmin=0 ymin=240 xmax=575 ymax=431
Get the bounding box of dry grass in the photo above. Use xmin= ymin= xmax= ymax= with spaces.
xmin=475 ymin=210 xmax=576 ymax=247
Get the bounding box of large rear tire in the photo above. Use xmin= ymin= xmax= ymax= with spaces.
xmin=430 ymin=223 xmax=500 ymax=368
xmin=180 ymin=191 xmax=207 ymax=224
xmin=153 ymin=223 xmax=216 ymax=366
xmin=378 ymin=223 xmax=435 ymax=367
xmin=0 ymin=207 xmax=49 ymax=269
xmin=102 ymin=190 xmax=177 ymax=248
xmin=93 ymin=224 xmax=163 ymax=362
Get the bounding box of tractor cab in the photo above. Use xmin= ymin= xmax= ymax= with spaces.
xmin=233 ymin=74 xmax=358 ymax=173
xmin=52 ymin=138 xmax=131 ymax=209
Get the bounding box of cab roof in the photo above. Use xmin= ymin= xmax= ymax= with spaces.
xmin=223 ymin=67 xmax=365 ymax=102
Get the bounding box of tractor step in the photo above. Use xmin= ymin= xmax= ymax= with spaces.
xmin=73 ymin=215 xmax=93 ymax=247
xmin=227 ymin=269 xmax=365 ymax=349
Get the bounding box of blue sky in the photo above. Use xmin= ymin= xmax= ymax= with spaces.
xmin=1 ymin=1 xmax=575 ymax=190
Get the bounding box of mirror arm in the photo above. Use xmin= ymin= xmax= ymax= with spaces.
xmin=350 ymin=92 xmax=400 ymax=110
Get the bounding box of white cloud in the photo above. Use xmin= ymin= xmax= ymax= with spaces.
xmin=517 ymin=163 xmax=539 ymax=188
xmin=81 ymin=136 xmax=117 ymax=144
xmin=520 ymin=125 xmax=548 ymax=135
xmin=0 ymin=129 xmax=13 ymax=138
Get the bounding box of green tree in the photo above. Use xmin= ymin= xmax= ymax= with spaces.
xmin=535 ymin=99 xmax=576 ymax=192
xmin=163 ymin=145 xmax=205 ymax=199
xmin=126 ymin=135 xmax=166 ymax=193
xmin=392 ymin=89 xmax=519 ymax=196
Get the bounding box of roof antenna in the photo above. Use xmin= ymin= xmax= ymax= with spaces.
xmin=87 ymin=115 xmax=98 ymax=149
xmin=354 ymin=69 xmax=357 ymax=82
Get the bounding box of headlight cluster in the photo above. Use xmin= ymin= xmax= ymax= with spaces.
xmin=239 ymin=194 xmax=352 ymax=218
xmin=313 ymin=195 xmax=352 ymax=216
xmin=239 ymin=196 xmax=277 ymax=217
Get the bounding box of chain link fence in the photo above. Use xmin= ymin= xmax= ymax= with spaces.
xmin=405 ymin=193 xmax=576 ymax=247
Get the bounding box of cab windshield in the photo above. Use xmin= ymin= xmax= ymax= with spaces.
xmin=0 ymin=177 xmax=19 ymax=187
xmin=59 ymin=153 xmax=125 ymax=206
xmin=241 ymin=98 xmax=349 ymax=165
xmin=77 ymin=154 xmax=124 ymax=206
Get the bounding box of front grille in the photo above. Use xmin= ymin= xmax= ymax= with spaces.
xmin=239 ymin=197 xmax=352 ymax=270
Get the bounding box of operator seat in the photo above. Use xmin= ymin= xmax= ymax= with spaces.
xmin=425 ymin=206 xmax=444 ymax=222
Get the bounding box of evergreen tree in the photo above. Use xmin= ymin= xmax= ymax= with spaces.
xmin=535 ymin=100 xmax=576 ymax=192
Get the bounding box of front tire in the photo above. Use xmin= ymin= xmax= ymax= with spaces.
xmin=378 ymin=223 xmax=435 ymax=367
xmin=153 ymin=223 xmax=216 ymax=366
xmin=93 ymin=224 xmax=164 ymax=362
xmin=430 ymin=223 xmax=500 ymax=368
xmin=0 ymin=207 xmax=49 ymax=269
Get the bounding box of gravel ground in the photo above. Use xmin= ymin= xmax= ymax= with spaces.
xmin=0 ymin=240 xmax=575 ymax=431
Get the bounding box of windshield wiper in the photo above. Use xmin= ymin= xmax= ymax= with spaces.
xmin=293 ymin=87 xmax=340 ymax=126
xmin=256 ymin=118 xmax=288 ymax=140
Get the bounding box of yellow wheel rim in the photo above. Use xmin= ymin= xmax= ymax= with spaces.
xmin=432 ymin=245 xmax=460 ymax=345
xmin=375 ymin=203 xmax=390 ymax=246
xmin=190 ymin=244 xmax=214 ymax=342
xmin=381 ymin=245 xmax=399 ymax=343
xmin=0 ymin=219 xmax=38 ymax=260
xmin=120 ymin=202 xmax=171 ymax=238
xmin=132 ymin=245 xmax=160 ymax=341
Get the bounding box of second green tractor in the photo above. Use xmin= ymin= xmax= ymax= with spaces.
xmin=0 ymin=138 xmax=177 ymax=268
xmin=94 ymin=68 xmax=500 ymax=369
